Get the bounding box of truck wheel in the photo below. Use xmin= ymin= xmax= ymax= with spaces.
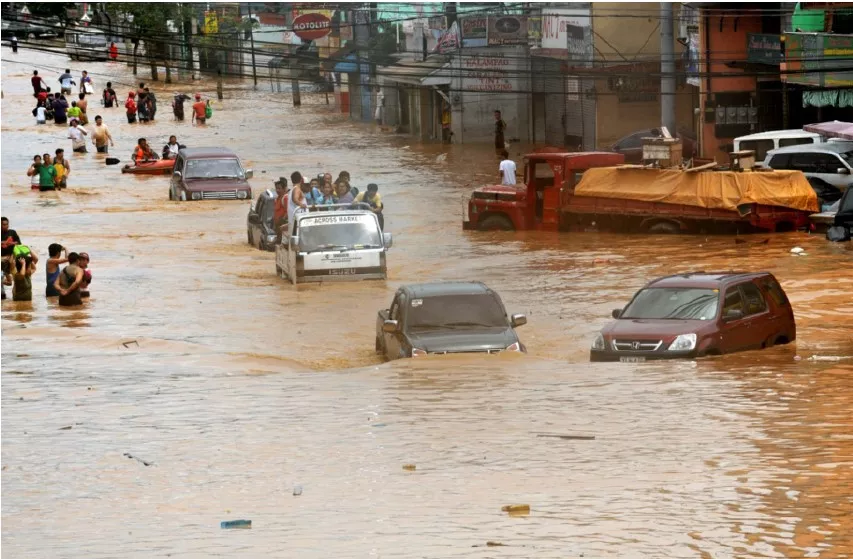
xmin=647 ymin=221 xmax=680 ymax=234
xmin=478 ymin=215 xmax=514 ymax=231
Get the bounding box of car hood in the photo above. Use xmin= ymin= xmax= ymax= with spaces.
xmin=408 ymin=327 xmax=517 ymax=353
xmin=601 ymin=319 xmax=711 ymax=339
xmin=185 ymin=178 xmax=250 ymax=191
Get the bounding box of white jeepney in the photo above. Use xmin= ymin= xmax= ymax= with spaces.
xmin=275 ymin=204 xmax=393 ymax=284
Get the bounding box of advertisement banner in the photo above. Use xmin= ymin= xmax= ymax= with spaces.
xmin=784 ymin=33 xmax=853 ymax=87
xmin=487 ymin=15 xmax=528 ymax=46
xmin=540 ymin=8 xmax=589 ymax=51
xmin=203 ymin=11 xmax=218 ymax=34
xmin=461 ymin=16 xmax=487 ymax=48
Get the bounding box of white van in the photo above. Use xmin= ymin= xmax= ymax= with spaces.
xmin=734 ymin=130 xmax=822 ymax=162
xmin=276 ymin=204 xmax=392 ymax=284
xmin=66 ymin=28 xmax=108 ymax=61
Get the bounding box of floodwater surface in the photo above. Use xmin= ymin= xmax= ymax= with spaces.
xmin=2 ymin=47 xmax=853 ymax=558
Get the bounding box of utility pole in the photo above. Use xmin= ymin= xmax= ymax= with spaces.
xmin=247 ymin=3 xmax=257 ymax=88
xmin=660 ymin=2 xmax=676 ymax=134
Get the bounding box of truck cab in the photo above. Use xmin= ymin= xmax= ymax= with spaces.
xmin=276 ymin=204 xmax=393 ymax=284
xmin=463 ymin=152 xmax=625 ymax=231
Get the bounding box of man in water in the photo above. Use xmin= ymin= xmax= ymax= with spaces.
xmin=31 ymin=70 xmax=46 ymax=96
xmin=91 ymin=116 xmax=113 ymax=154
xmin=54 ymin=148 xmax=71 ymax=189
xmin=125 ymin=92 xmax=137 ymax=124
xmin=172 ymin=93 xmax=191 ymax=121
xmin=355 ymin=183 xmax=385 ymax=230
xmin=132 ymin=138 xmax=157 ymax=163
xmin=45 ymin=243 xmax=68 ymax=297
xmin=55 ymin=252 xmax=85 ymax=307
xmin=67 ymin=119 xmax=88 ymax=153
xmin=38 ymin=153 xmax=57 ymax=191
xmin=103 ymin=82 xmax=117 ymax=108
xmin=162 ymin=135 xmax=181 ymax=160
xmin=52 ymin=95 xmax=69 ymax=125
xmin=494 ymin=109 xmax=506 ymax=151
xmin=145 ymin=87 xmax=157 ymax=120
xmin=78 ymin=252 xmax=92 ymax=298
xmin=26 ymin=155 xmax=42 ymax=190
xmin=80 ymin=70 xmax=93 ymax=94
xmin=498 ymin=149 xmax=516 ymax=186
xmin=191 ymin=93 xmax=206 ymax=125
xmin=58 ymin=69 xmax=75 ymax=95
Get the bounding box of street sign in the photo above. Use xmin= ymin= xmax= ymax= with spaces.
xmin=292 ymin=13 xmax=331 ymax=42
xmin=204 ymin=11 xmax=218 ymax=34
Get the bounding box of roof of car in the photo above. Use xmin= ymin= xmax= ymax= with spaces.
xmin=766 ymin=141 xmax=853 ymax=156
xmin=646 ymin=272 xmax=770 ymax=289
xmin=736 ymin=129 xmax=820 ymax=142
xmin=179 ymin=147 xmax=239 ymax=159
xmin=401 ymin=281 xmax=492 ymax=298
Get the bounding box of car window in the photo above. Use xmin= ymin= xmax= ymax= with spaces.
xmin=618 ymin=132 xmax=646 ymax=150
xmin=722 ymin=286 xmax=744 ymax=315
xmin=405 ymin=293 xmax=508 ymax=331
xmin=185 ymin=158 xmax=244 ymax=179
xmin=740 ymin=139 xmax=775 ymax=160
xmin=739 ymin=283 xmax=768 ymax=316
xmin=841 ymin=150 xmax=853 ymax=166
xmin=779 ymin=137 xmax=817 ymax=148
xmin=621 ymin=287 xmax=719 ymax=320
xmin=789 ymin=153 xmax=840 ymax=173
xmin=768 ymin=154 xmax=790 ymax=168
xmin=758 ymin=277 xmax=789 ymax=307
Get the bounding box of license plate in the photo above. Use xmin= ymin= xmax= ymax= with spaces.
xmin=620 ymin=356 xmax=646 ymax=363
xmin=328 ymin=268 xmax=357 ymax=276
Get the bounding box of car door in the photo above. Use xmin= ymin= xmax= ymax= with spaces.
xmin=251 ymin=195 xmax=265 ymax=247
xmin=717 ymin=285 xmax=751 ymax=353
xmin=737 ymin=282 xmax=772 ymax=349
xmin=383 ymin=292 xmax=405 ymax=359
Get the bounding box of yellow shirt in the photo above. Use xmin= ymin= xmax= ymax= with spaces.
xmin=54 ymin=162 xmax=66 ymax=182
xmin=355 ymin=191 xmax=382 ymax=209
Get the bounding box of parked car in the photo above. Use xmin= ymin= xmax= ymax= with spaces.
xmin=376 ymin=281 xmax=527 ymax=360
xmin=763 ymin=142 xmax=853 ymax=192
xmin=824 ymin=187 xmax=853 ymax=242
xmin=276 ymin=204 xmax=392 ymax=283
xmin=65 ymin=27 xmax=107 ymax=61
xmin=169 ymin=148 xmax=253 ymax=201
xmin=1 ymin=19 xmax=58 ymax=41
xmin=247 ymin=189 xmax=277 ymax=251
xmin=609 ymin=128 xmax=696 ymax=163
xmin=734 ymin=129 xmax=822 ymax=162
xmin=590 ymin=272 xmax=796 ymax=362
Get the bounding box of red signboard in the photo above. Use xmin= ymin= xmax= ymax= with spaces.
xmin=292 ymin=13 xmax=331 ymax=41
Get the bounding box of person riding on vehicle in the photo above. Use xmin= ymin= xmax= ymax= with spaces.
xmin=162 ymin=135 xmax=184 ymax=160
xmin=132 ymin=138 xmax=158 ymax=164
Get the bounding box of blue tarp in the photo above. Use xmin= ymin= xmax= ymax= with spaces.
xmin=334 ymin=54 xmax=358 ymax=74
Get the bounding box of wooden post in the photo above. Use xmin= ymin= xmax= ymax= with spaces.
xmin=292 ymin=78 xmax=301 ymax=106
xmin=217 ymin=69 xmax=223 ymax=100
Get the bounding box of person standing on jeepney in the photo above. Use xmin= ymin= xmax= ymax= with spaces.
xmin=287 ymin=172 xmax=308 ymax=232
xmin=335 ymin=180 xmax=354 ymax=204
xmin=274 ymin=178 xmax=289 ymax=241
xmin=306 ymin=178 xmax=323 ymax=206
xmin=355 ymin=183 xmax=385 ymax=230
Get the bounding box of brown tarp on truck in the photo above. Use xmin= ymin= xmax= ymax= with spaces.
xmin=574 ymin=167 xmax=819 ymax=213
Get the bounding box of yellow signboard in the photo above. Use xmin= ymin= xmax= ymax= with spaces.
xmin=204 ymin=11 xmax=218 ymax=34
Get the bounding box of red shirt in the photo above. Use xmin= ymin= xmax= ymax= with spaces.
xmin=125 ymin=98 xmax=137 ymax=114
xmin=37 ymin=91 xmax=48 ymax=102
xmin=192 ymin=101 xmax=206 ymax=118
xmin=274 ymin=193 xmax=287 ymax=221
xmin=109 ymin=44 xmax=118 ymax=59
xmin=31 ymin=76 xmax=42 ymax=91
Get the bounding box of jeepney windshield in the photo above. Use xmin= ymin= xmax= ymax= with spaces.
xmin=297 ymin=214 xmax=382 ymax=253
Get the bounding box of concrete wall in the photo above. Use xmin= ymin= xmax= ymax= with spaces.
xmin=451 ymin=46 xmax=531 ymax=144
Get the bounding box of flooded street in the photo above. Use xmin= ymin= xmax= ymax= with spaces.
xmin=3 ymin=47 xmax=853 ymax=558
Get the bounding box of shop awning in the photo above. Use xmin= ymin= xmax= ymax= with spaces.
xmin=421 ymin=63 xmax=453 ymax=86
xmin=377 ymin=57 xmax=449 ymax=86
xmin=804 ymin=120 xmax=853 ymax=140
xmin=802 ymin=89 xmax=853 ymax=108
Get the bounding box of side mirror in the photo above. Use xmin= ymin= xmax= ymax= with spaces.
xmin=245 ymin=168 xmax=254 ymax=179
xmin=382 ymin=319 xmax=399 ymax=333
xmin=723 ymin=309 xmax=744 ymax=322
xmin=837 ymin=167 xmax=850 ymax=175
xmin=383 ymin=232 xmax=393 ymax=248
xmin=289 ymin=235 xmax=299 ymax=250
xmin=173 ymin=170 xmax=182 ymax=178
xmin=612 ymin=308 xmax=622 ymax=319
xmin=510 ymin=314 xmax=527 ymax=328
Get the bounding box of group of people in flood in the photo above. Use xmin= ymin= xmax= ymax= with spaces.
xmin=274 ymin=171 xmax=385 ymax=237
xmin=1 ymin=218 xmax=91 ymax=306
xmin=31 ymin=69 xmax=97 ymax=127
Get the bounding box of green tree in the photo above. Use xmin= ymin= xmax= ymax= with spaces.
xmin=106 ymin=3 xmax=191 ymax=80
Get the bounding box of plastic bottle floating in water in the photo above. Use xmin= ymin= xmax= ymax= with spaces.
xmin=501 ymin=504 xmax=530 ymax=515
xmin=221 ymin=519 xmax=252 ymax=529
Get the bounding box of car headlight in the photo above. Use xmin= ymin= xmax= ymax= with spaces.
xmin=591 ymin=333 xmax=605 ymax=350
xmin=191 ymin=191 xmax=201 ymax=200
xmin=505 ymin=341 xmax=521 ymax=352
xmin=411 ymin=348 xmax=427 ymax=357
xmin=668 ymin=333 xmax=697 ymax=352
xmin=237 ymin=190 xmax=248 ymax=200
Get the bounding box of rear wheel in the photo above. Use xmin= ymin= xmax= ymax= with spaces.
xmin=478 ymin=214 xmax=514 ymax=231
xmin=647 ymin=221 xmax=680 ymax=234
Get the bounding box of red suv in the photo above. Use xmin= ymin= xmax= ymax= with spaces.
xmin=590 ymin=272 xmax=796 ymax=362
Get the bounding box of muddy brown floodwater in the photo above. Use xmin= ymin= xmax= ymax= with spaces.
xmin=3 ymin=47 xmax=853 ymax=558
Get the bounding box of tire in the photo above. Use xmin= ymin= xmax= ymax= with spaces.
xmin=478 ymin=214 xmax=514 ymax=231
xmin=647 ymin=221 xmax=680 ymax=234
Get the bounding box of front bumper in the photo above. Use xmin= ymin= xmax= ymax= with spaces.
xmin=590 ymin=349 xmax=696 ymax=362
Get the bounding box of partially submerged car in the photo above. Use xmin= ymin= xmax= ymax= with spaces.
xmin=590 ymin=272 xmax=796 ymax=362
xmin=247 ymin=189 xmax=277 ymax=251
xmin=276 ymin=203 xmax=392 ymax=283
xmin=376 ymin=281 xmax=527 ymax=360
xmin=169 ymin=148 xmax=253 ymax=201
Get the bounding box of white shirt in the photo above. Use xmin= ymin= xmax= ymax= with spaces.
xmin=68 ymin=126 xmax=86 ymax=150
xmin=499 ymin=159 xmax=517 ymax=186
xmin=36 ymin=107 xmax=46 ymax=123
xmin=165 ymin=143 xmax=179 ymax=157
